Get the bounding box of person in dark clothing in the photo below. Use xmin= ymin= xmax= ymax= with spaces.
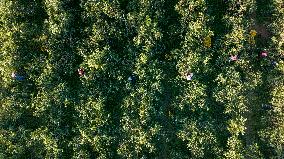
xmin=128 ymin=74 xmax=138 ymax=85
xmin=271 ymin=61 xmax=278 ymax=67
xmin=11 ymin=72 xmax=25 ymax=81
xmin=262 ymin=104 xmax=272 ymax=111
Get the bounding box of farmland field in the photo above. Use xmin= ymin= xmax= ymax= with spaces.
xmin=0 ymin=0 xmax=283 ymax=158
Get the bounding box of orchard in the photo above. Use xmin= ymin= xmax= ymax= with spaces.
xmin=0 ymin=0 xmax=283 ymax=158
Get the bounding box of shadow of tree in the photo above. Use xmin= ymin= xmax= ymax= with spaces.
xmin=242 ymin=0 xmax=279 ymax=157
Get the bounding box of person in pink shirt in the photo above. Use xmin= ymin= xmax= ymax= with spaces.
xmin=229 ymin=55 xmax=238 ymax=62
xmin=260 ymin=50 xmax=268 ymax=58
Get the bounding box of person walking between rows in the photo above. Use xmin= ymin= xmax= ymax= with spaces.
xmin=11 ymin=72 xmax=25 ymax=81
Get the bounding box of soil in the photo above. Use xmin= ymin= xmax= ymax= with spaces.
xmin=253 ymin=24 xmax=271 ymax=39
xmin=244 ymin=11 xmax=272 ymax=147
xmin=249 ymin=12 xmax=272 ymax=40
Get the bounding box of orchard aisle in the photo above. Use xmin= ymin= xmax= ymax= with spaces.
xmin=254 ymin=0 xmax=284 ymax=158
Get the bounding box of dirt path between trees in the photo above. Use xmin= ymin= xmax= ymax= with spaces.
xmin=244 ymin=0 xmax=274 ymax=150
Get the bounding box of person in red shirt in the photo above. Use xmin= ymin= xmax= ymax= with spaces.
xmin=78 ymin=68 xmax=85 ymax=77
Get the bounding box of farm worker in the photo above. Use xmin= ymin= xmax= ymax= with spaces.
xmin=204 ymin=36 xmax=211 ymax=48
xmin=250 ymin=30 xmax=257 ymax=37
xmin=249 ymin=30 xmax=257 ymax=44
xmin=128 ymin=74 xmax=137 ymax=84
xmin=78 ymin=68 xmax=85 ymax=77
xmin=271 ymin=61 xmax=278 ymax=67
xmin=186 ymin=73 xmax=194 ymax=81
xmin=11 ymin=72 xmax=25 ymax=81
xmin=229 ymin=55 xmax=238 ymax=62
xmin=261 ymin=104 xmax=272 ymax=110
xmin=260 ymin=50 xmax=268 ymax=58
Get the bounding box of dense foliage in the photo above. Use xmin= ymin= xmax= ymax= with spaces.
xmin=0 ymin=0 xmax=283 ymax=158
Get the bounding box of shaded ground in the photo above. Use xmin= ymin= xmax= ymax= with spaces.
xmin=244 ymin=0 xmax=275 ymax=157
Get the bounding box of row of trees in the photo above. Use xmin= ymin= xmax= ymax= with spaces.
xmin=0 ymin=0 xmax=48 ymax=158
